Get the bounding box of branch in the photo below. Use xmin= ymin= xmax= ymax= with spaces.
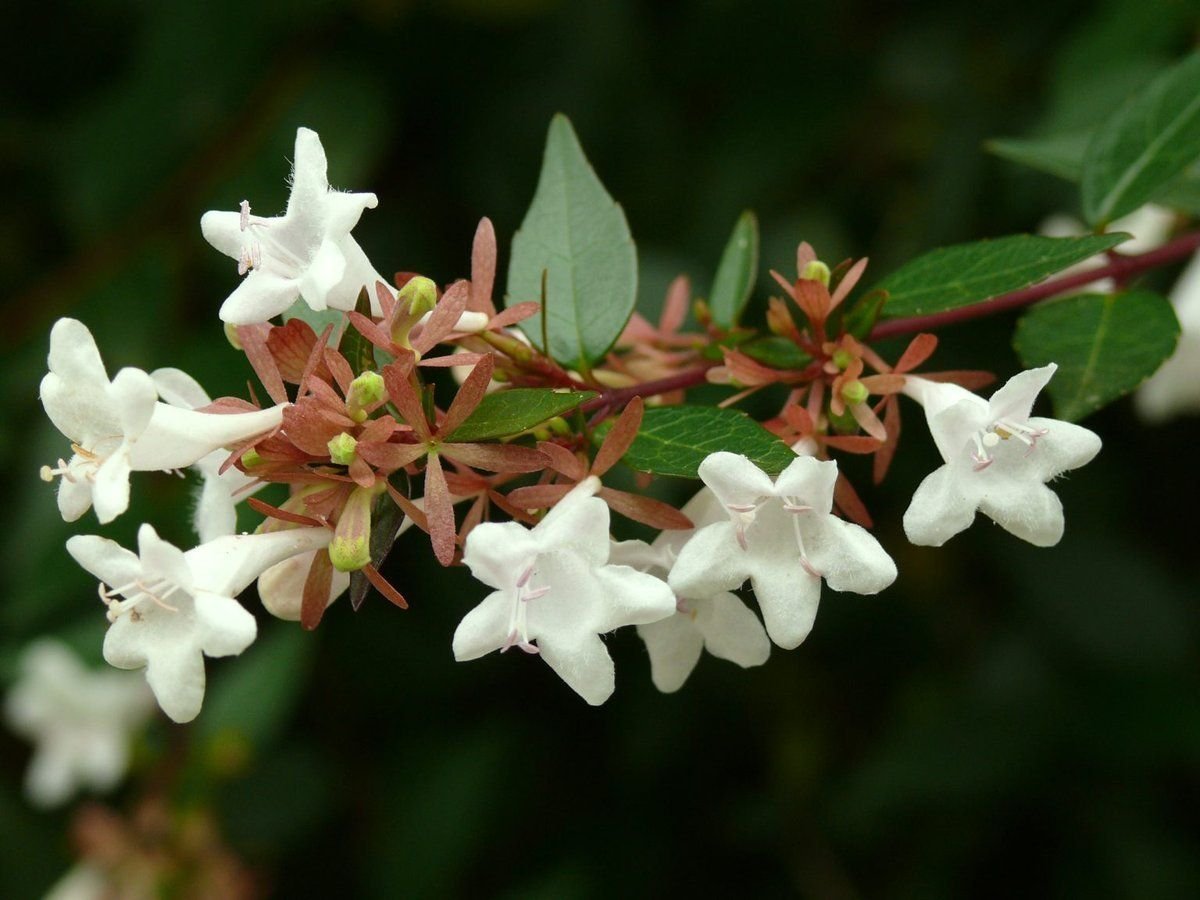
xmin=579 ymin=364 xmax=717 ymax=414
xmin=868 ymin=230 xmax=1200 ymax=341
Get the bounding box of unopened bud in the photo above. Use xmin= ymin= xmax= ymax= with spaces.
xmin=224 ymin=321 xmax=243 ymax=350
xmin=346 ymin=371 xmax=386 ymax=422
xmin=329 ymin=485 xmax=377 ymax=572
xmin=831 ymin=348 xmax=855 ymax=371
xmin=841 ymin=380 xmax=869 ymax=406
xmin=801 ymin=260 xmax=831 ymax=287
xmin=546 ymin=416 xmax=571 ymax=437
xmin=241 ymin=448 xmax=264 ymax=468
xmin=397 ymin=276 xmax=439 ymax=318
xmin=327 ymin=432 xmax=358 ymax=466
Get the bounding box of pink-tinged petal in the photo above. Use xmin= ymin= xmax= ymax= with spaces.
xmin=185 ymin=527 xmax=332 ymax=599
xmin=697 ymin=452 xmax=777 ymax=510
xmin=66 ymin=535 xmax=142 ymax=590
xmin=489 ymin=302 xmax=540 ymax=329
xmin=637 ymin=614 xmax=706 ymax=693
xmin=356 ymin=441 xmax=427 ymax=472
xmin=536 ymin=632 xmax=615 ymax=705
xmin=902 ymin=464 xmax=979 ymax=547
xmin=593 ymin=398 xmax=643 ymax=476
xmin=538 ymin=442 xmax=588 ymax=480
xmin=830 ymin=257 xmax=868 ymax=307
xmin=619 ymin=312 xmax=660 ymax=345
xmin=988 ymin=364 xmax=1057 ymax=424
xmin=505 ymin=483 xmax=572 ymax=510
xmin=796 ymin=241 xmax=817 ymax=273
xmin=411 ymin=280 xmax=470 ymax=355
xmin=381 ymin=360 xmax=431 ymax=441
xmin=219 ymin=271 xmax=301 ymax=325
xmin=978 ymin=480 xmax=1065 ymax=547
xmin=234 ymin=325 xmax=288 ymax=405
xmin=695 ymin=592 xmax=770 ymax=669
xmin=442 ymin=442 xmax=548 ymax=473
xmin=192 ymin=590 xmax=257 ymax=657
xmin=424 ymin=454 xmax=457 ymax=566
xmin=773 ymin=455 xmax=837 ymax=515
xmin=893 ymin=333 xmax=939 ymax=374
xmin=850 ymin=401 xmax=889 ymax=442
xmin=90 ymin=451 xmax=132 ymax=524
xmin=200 ymin=210 xmax=248 ymax=260
xmin=770 ymin=269 xmax=797 ymax=300
xmin=451 ymin=589 xmax=512 ymax=660
xmin=469 ymin=217 xmax=498 ymax=317
xmin=599 ymin=487 xmax=692 ymax=531
xmin=441 ymin=355 xmax=495 ymax=436
xmin=661 ymin=275 xmax=691 ymax=335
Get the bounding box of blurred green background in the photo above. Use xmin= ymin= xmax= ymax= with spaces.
xmin=2 ymin=0 xmax=1199 ymax=896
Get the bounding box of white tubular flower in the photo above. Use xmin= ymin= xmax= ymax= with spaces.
xmin=40 ymin=320 xmax=285 ymax=525
xmin=257 ymin=549 xmax=350 ymax=622
xmin=151 ymin=368 xmax=261 ymax=541
xmin=4 ymin=639 xmax=154 ymax=808
xmin=202 ymin=127 xmax=387 ymax=325
xmin=612 ymin=488 xmax=770 ymax=693
xmin=901 ymin=364 xmax=1101 ymax=548
xmin=452 ymin=477 xmax=676 ymax=705
xmin=1135 ymin=250 xmax=1200 ymax=423
xmin=66 ymin=525 xmax=332 ymax=723
xmin=669 ymin=453 xmax=897 ymax=651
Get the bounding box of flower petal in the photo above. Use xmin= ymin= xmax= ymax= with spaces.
xmin=56 ymin=465 xmax=95 ymax=522
xmin=773 ymin=455 xmax=837 ymax=514
xmin=746 ymin=552 xmax=822 ymax=650
xmin=298 ymin=238 xmax=347 ymax=311
xmin=199 ymin=210 xmax=248 ymax=260
xmin=637 ymin=615 xmax=705 ymax=693
xmin=192 ymin=590 xmax=257 ymax=657
xmin=1026 ymin=418 xmax=1102 ymax=480
xmin=903 ymin=463 xmax=979 ymax=546
xmin=108 ymin=368 xmax=158 ymax=440
xmin=668 ymin=521 xmax=752 ymax=600
xmin=288 ymin=127 xmax=332 ymax=214
xmin=589 ymin=564 xmax=676 ymax=634
xmin=451 ymin=589 xmax=512 ymax=660
xmin=462 ymin=521 xmax=540 ymax=591
xmin=695 ymin=592 xmax=771 ymax=669
xmin=802 ymin=516 xmax=897 ymax=594
xmin=131 ymin=403 xmax=285 ymax=471
xmin=66 ymin=535 xmax=142 ymax=589
xmin=90 ymin=450 xmax=132 ymax=525
xmin=47 ymin=318 xmax=109 ymax=386
xmin=988 ymin=363 xmax=1056 ymax=424
xmin=151 ymin=367 xmax=211 ymax=409
xmin=537 ymin=632 xmax=615 ymax=705
xmin=698 ymin=451 xmax=777 ymax=508
xmin=185 ymin=527 xmax=333 ymax=599
xmin=978 ymin=480 xmax=1065 ymax=547
xmin=219 ymin=271 xmax=301 ymax=325
xmin=142 ymin=641 xmax=206 ymax=724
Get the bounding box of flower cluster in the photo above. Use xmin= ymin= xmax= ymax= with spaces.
xmin=39 ymin=123 xmax=1184 ymax=736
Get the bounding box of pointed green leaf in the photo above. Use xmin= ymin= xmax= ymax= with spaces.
xmin=338 ymin=288 xmax=378 ymax=375
xmin=709 ymin=211 xmax=759 ymax=327
xmin=986 ymin=133 xmax=1090 ymax=181
xmin=601 ymin=406 xmax=796 ymax=478
xmin=875 ymin=233 xmax=1129 ymax=318
xmin=1013 ymin=290 xmax=1180 ymax=421
xmin=446 ymin=388 xmax=595 ymax=442
xmin=507 ymin=115 xmax=637 ymax=368
xmin=1082 ymin=53 xmax=1200 ymax=225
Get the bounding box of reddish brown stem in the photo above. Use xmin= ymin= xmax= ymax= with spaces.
xmin=868 ymin=230 xmax=1200 ymax=341
xmin=579 ymin=363 xmax=718 ymax=413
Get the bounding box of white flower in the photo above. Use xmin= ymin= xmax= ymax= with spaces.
xmin=67 ymin=524 xmax=332 ymax=722
xmin=201 ymin=127 xmax=387 ymax=325
xmin=901 ymin=364 xmax=1101 ymax=547
xmin=151 ymin=368 xmax=261 ymax=541
xmin=257 ymin=549 xmax=350 ymax=622
xmin=611 ymin=488 xmax=770 ymax=693
xmin=40 ymin=319 xmax=285 ymax=525
xmin=43 ymin=865 xmax=108 ymax=900
xmin=4 ymin=639 xmax=153 ymax=808
xmin=452 ymin=477 xmax=676 ymax=705
xmin=1135 ymin=250 xmax=1200 ymax=422
xmin=669 ymin=453 xmax=897 ymax=651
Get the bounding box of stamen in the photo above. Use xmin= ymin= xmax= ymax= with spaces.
xmin=789 ymin=513 xmax=823 ymax=579
xmin=239 ymin=200 xmax=251 ymax=231
xmin=97 ymin=577 xmax=182 ymax=623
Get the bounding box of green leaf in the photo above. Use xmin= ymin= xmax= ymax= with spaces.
xmin=603 ymin=406 xmax=796 ymax=478
xmin=339 ymin=288 xmax=378 ymax=376
xmin=739 ymin=336 xmax=812 ymax=370
xmin=876 ymin=233 xmax=1129 ymax=318
xmin=1081 ymin=53 xmax=1200 ymax=225
xmin=507 ymin=114 xmax=638 ymax=369
xmin=446 ymin=388 xmax=595 ymax=442
xmin=708 ymin=211 xmax=759 ymax=327
xmin=1013 ymin=290 xmax=1180 ymax=421
xmin=986 ymin=133 xmax=1090 ymax=181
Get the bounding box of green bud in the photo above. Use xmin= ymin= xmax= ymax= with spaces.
xmin=241 ymin=448 xmax=264 ymax=468
xmin=346 ymin=371 xmax=386 ymax=422
xmin=831 ymin=348 xmax=855 ymax=371
xmin=329 ymin=485 xmax=376 ymax=572
xmin=223 ymin=321 xmax=243 ymax=350
xmin=841 ymin=380 xmax=869 ymax=406
xmin=546 ymin=416 xmax=571 ymax=437
xmin=397 ymin=276 xmax=439 ymax=318
xmin=327 ymin=432 xmax=358 ymax=466
xmin=801 ymin=260 xmax=831 ymax=287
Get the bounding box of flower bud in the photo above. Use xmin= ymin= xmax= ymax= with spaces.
xmin=841 ymin=380 xmax=870 ymax=406
xmin=241 ymin=448 xmax=264 ymax=468
xmin=801 ymin=260 xmax=831 ymax=287
xmin=224 ymin=321 xmax=243 ymax=350
xmin=831 ymin=348 xmax=855 ymax=371
xmin=327 ymin=432 xmax=358 ymax=465
xmin=397 ymin=276 xmax=439 ymax=318
xmin=345 ymin=371 xmax=386 ymax=423
xmin=329 ymin=485 xmax=377 ymax=572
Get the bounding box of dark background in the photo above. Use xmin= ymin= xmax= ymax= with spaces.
xmin=2 ymin=1 xmax=1198 ymax=896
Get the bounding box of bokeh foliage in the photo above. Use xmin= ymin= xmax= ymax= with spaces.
xmin=2 ymin=0 xmax=1198 ymax=896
